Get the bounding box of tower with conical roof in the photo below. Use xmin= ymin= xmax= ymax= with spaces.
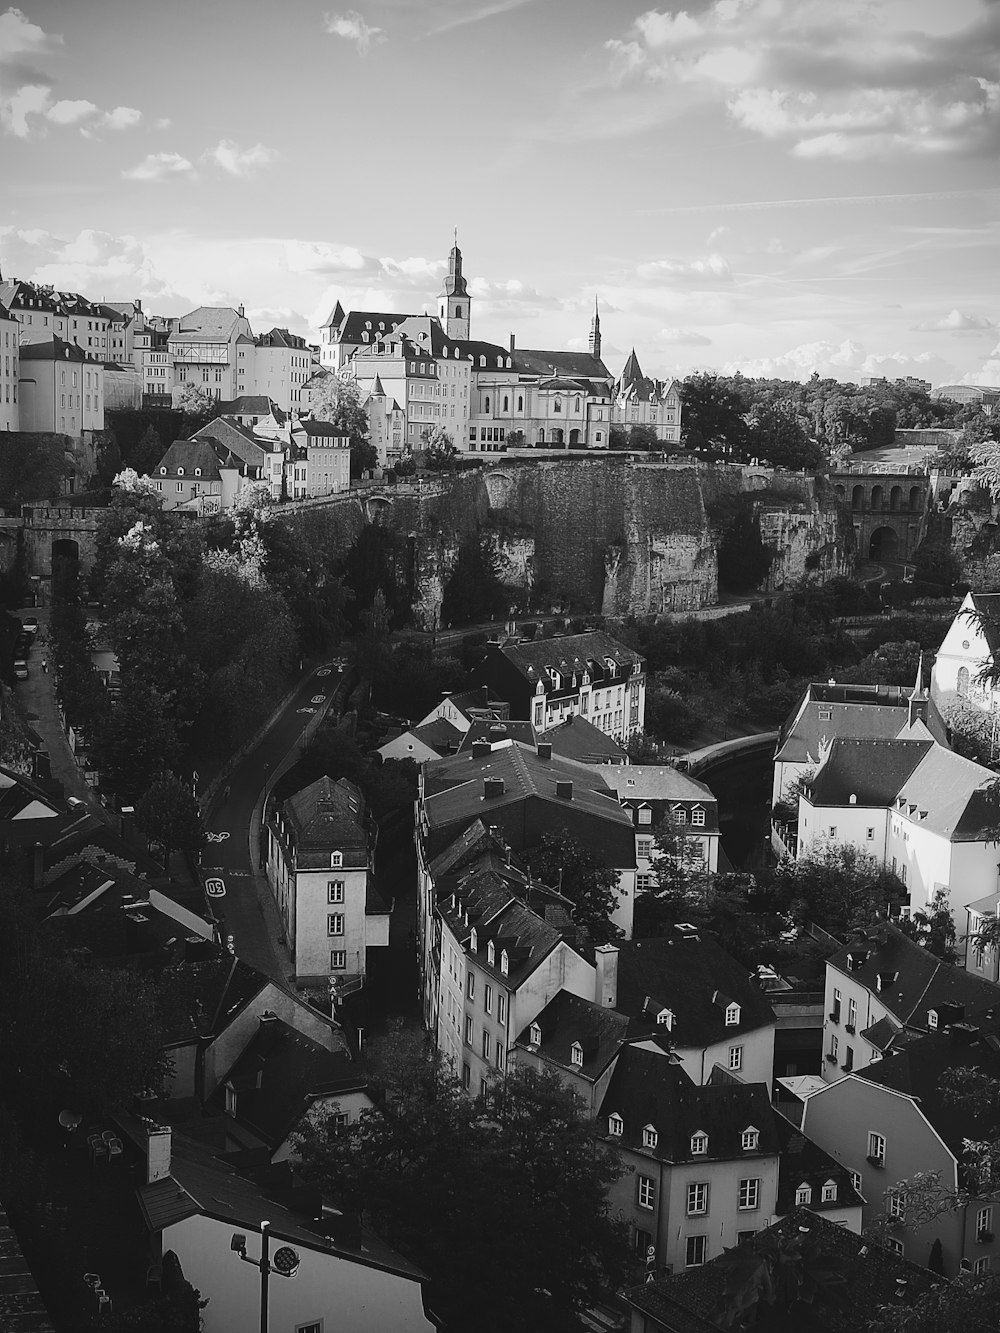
xmin=438 ymin=235 xmax=471 ymax=340
xmin=589 ymin=296 xmax=602 ymax=361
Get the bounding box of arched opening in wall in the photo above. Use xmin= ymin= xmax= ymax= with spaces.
xmin=551 ymin=429 xmax=565 ymax=447
xmin=569 ymin=429 xmax=581 ymax=446
xmin=851 ymin=485 xmax=864 ymax=509
xmin=835 ymin=485 xmax=845 ymax=500
xmin=890 ymin=485 xmax=902 ymax=511
xmin=537 ymin=429 xmax=545 ymax=445
xmin=51 ymin=537 xmax=80 ymax=603
xmin=869 ymin=526 xmax=898 ymax=561
xmin=909 ymin=486 xmax=922 ymax=510
xmin=958 ymin=666 xmax=970 ymax=697
xmin=871 ymin=485 xmax=883 ymax=510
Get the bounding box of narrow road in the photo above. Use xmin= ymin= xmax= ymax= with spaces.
xmin=200 ymin=663 xmax=343 ymax=981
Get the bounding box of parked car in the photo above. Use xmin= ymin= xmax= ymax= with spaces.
xmin=14 ymin=659 xmax=29 ymax=679
xmin=20 ymin=616 xmax=38 ymax=635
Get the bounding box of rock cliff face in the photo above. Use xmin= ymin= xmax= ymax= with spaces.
xmin=939 ymin=482 xmax=1000 ymax=587
xmin=282 ymin=459 xmax=852 ymax=629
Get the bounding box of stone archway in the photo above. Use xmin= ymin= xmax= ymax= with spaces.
xmin=869 ymin=526 xmax=899 ymax=560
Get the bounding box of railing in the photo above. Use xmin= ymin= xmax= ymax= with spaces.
xmin=771 ymin=819 xmax=798 ymax=859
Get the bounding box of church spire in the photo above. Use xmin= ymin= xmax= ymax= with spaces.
xmin=589 ymin=295 xmax=602 ymax=361
xmin=439 ymin=235 xmax=470 ymax=340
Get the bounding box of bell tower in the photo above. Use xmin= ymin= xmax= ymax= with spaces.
xmin=589 ymin=296 xmax=602 ymax=361
xmin=439 ymin=232 xmax=471 ymax=341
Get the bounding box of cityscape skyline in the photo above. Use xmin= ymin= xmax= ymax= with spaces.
xmin=2 ymin=0 xmax=999 ymax=387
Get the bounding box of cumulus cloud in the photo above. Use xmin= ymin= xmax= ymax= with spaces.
xmin=285 ymin=241 xmax=376 ymax=276
xmin=0 ymin=6 xmax=60 ymax=58
xmin=658 ymin=327 xmax=713 ymax=345
xmin=911 ymin=308 xmax=997 ymax=333
xmin=122 ymin=151 xmax=196 ymax=182
xmin=636 ymin=253 xmax=732 ymax=284
xmin=605 ymin=0 xmax=1000 ymax=158
xmin=208 ymin=138 xmax=277 ymax=176
xmin=1 ymin=226 xmax=174 ymax=302
xmin=323 ymin=10 xmax=385 ymax=53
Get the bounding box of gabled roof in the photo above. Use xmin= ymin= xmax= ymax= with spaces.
xmin=895 ymin=744 xmax=1000 ymax=841
xmin=615 ymin=929 xmax=776 ymax=1046
xmin=427 ymin=818 xmax=513 ymax=879
xmin=154 ymin=438 xmax=226 ymax=480
xmin=596 ymin=1046 xmax=780 ymax=1162
xmin=157 ymin=954 xmax=268 ymax=1045
xmin=772 ymin=1110 xmax=865 ymax=1214
xmin=408 ymin=717 xmax=465 ymax=755
xmin=514 ymin=989 xmax=634 ymax=1080
xmin=494 ymin=630 xmax=644 ymax=687
xmin=418 ymin=686 xmax=508 ymax=727
xmin=513 ymin=348 xmax=612 ymax=380
xmin=774 ymin=681 xmax=948 ymax=763
xmin=192 ymin=417 xmax=271 ymax=467
xmin=18 ymin=335 xmax=93 ymax=363
xmin=597 ymin=764 xmax=716 ymax=804
xmin=256 ymin=327 xmax=308 ymax=350
xmin=215 ymin=395 xmax=280 ymax=417
xmin=279 ymin=775 xmax=368 ymax=856
xmin=805 ymin=737 xmax=932 ymax=808
xmin=456 ymin=718 xmax=537 ymax=752
xmin=372 ymin=314 xmax=509 ymax=366
xmin=325 ymin=308 xmax=415 ymax=340
xmin=828 ymin=922 xmax=1000 ymax=1031
xmin=543 ymin=715 xmax=627 ymax=765
xmin=171 ymin=306 xmax=244 ymax=341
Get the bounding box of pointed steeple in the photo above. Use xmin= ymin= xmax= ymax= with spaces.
xmin=907 ymin=651 xmax=929 ymax=727
xmin=371 ymin=373 xmax=385 ymax=397
xmin=911 ymin=651 xmax=925 ymax=698
xmin=589 ymin=296 xmax=602 ymax=361
xmin=438 ymin=235 xmax=471 ymax=340
xmin=620 ymin=348 xmax=643 ymax=386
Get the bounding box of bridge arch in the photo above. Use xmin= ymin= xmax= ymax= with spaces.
xmin=889 ymin=485 xmax=902 ymax=511
xmin=871 ymin=484 xmax=883 ymax=510
xmin=869 ymin=526 xmax=899 ymax=560
xmin=909 ymin=485 xmax=922 ymax=510
xmin=851 ymin=484 xmax=864 ymax=509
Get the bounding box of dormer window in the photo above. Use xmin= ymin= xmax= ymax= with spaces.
xmin=487 ymin=940 xmax=495 ymax=966
xmin=690 ymin=1131 xmax=708 ymax=1155
xmin=500 ymin=949 xmax=509 ymax=976
xmin=331 ymin=851 xmax=343 ymax=868
xmin=176 ymin=466 xmax=185 ymax=476
xmin=570 ymin=1041 xmax=583 ymax=1067
xmin=742 ymin=1128 xmax=759 ymax=1151
xmin=608 ymin=1112 xmax=623 ymax=1137
xmin=529 ymin=1022 xmax=541 ymax=1046
xmin=194 ymin=467 xmax=202 ymax=477
xmin=927 ymin=1009 xmax=938 ymax=1030
xmin=642 ymin=1125 xmax=658 ymax=1149
xmin=160 ymin=466 xmax=167 ymax=475
xmin=672 ymin=805 xmax=688 ymax=825
xmin=725 ymin=1004 xmax=741 ymax=1027
xmin=822 ymin=1180 xmax=838 ymax=1202
xmin=657 ymin=1008 xmax=674 ymax=1030
xmin=796 ymin=1183 xmax=812 ymax=1205
xmin=691 ymin=806 xmax=706 ymax=827
xmin=470 ymin=927 xmax=478 ymax=952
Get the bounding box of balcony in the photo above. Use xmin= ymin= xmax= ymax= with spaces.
xmin=866 ymin=1155 xmax=885 ymax=1169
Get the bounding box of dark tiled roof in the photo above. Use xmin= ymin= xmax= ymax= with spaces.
xmin=596 ymin=1046 xmax=779 ymax=1162
xmin=774 ymin=681 xmax=948 ymax=762
xmin=895 ymin=745 xmax=1000 ymax=841
xmin=515 ymin=990 xmax=634 ymax=1080
xmin=497 ymin=631 xmax=644 ymax=688
xmin=280 ymin=775 xmax=368 ymax=859
xmin=615 ymin=930 xmax=776 ymax=1046
xmin=215 ymin=1016 xmax=363 ymax=1148
xmin=627 ymin=1208 xmax=937 ymax=1332
xmin=172 ymin=306 xmax=243 ymax=340
xmin=428 ymin=819 xmax=513 ymax=879
xmin=0 ymin=763 xmax=61 ymax=819
xmin=411 ymin=717 xmax=465 ymax=754
xmin=513 ymin=348 xmax=612 ymax=380
xmin=193 ymin=417 xmax=272 ymax=465
xmin=805 ymin=738 xmax=932 ymax=807
xmin=828 ymin=923 xmax=1000 ymax=1031
xmin=157 ymin=953 xmax=266 ymax=1045
xmin=257 ymin=327 xmax=308 ymax=350
xmin=773 ymin=1110 xmax=865 ymax=1214
xmin=545 ymin=715 xmax=627 ymax=764
xmin=215 ymin=395 xmax=280 ymax=417
xmin=19 ymin=334 xmax=93 ymax=363
xmin=327 ymin=309 xmax=414 ymax=341
xmin=456 ymin=718 xmax=537 ymax=751
xmin=427 ymin=685 xmax=508 ymax=723
xmin=154 ymin=438 xmax=225 ymax=480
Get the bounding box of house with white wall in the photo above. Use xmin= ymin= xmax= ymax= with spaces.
xmin=597 ymin=765 xmax=720 ymax=885
xmin=932 ymin=590 xmax=1000 ymax=714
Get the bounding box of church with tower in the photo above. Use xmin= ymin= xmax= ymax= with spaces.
xmin=319 ymin=239 xmax=681 ymax=463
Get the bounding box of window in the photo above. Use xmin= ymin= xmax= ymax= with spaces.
xmin=975 ymin=1257 xmax=992 ymax=1275
xmin=866 ymin=826 xmax=876 ymax=840
xmin=927 ymin=1009 xmax=938 ymax=1031
xmin=469 ymin=927 xmax=478 ymax=953
xmin=464 ymin=1015 xmax=473 ymax=1045
xmin=638 ymin=806 xmax=652 ymax=825
xmin=868 ymin=1131 xmax=886 ymax=1167
xmin=529 ymin=1021 xmax=541 ymax=1045
xmin=672 ymin=806 xmax=688 ymax=825
xmin=843 ymin=1046 xmax=854 ymax=1071
xmin=327 ymin=913 xmax=344 ymax=936
xmin=742 ymin=1128 xmax=759 ymax=1151
xmin=691 ymin=807 xmax=706 ymax=827
xmin=498 ymin=993 xmax=507 ymax=1025
xmin=638 ymin=1175 xmax=655 ymax=1210
xmin=725 ymin=1004 xmax=740 ymax=1026
xmin=467 ymin=972 xmax=475 ymax=1000
xmin=487 ymin=939 xmax=495 ymax=966
xmin=738 ymin=1178 xmax=760 ymax=1211
xmin=495 ymin=1042 xmax=505 ymax=1071
xmin=690 ymin=1132 xmax=708 ymax=1155
xmin=828 ymin=1035 xmax=839 ymax=1063
xmin=176 ymin=482 xmax=184 ymax=493
xmin=637 ymin=837 xmax=653 ymax=859
xmin=729 ymin=1046 xmax=743 ymax=1071
xmin=297 ymin=1322 xmax=323 ymax=1333
xmin=636 ymin=872 xmax=654 ymax=891
xmin=796 ymin=1184 xmax=812 ymax=1205
xmin=737 ymin=1230 xmax=757 ymax=1245
xmin=608 ymin=1112 xmax=623 ymax=1137
xmin=330 ymin=950 xmax=346 ymax=969
xmin=847 ymin=998 xmax=857 ymax=1032
xmin=830 ymin=988 xmax=842 ymax=1022
xmin=886 ymin=1237 xmax=904 ymax=1257
xmin=657 ymin=1009 xmax=674 ymax=1030
xmin=850 ymin=1170 xmax=863 ymax=1195
xmin=570 ymin=1041 xmax=583 ymax=1067
xmin=500 ymin=950 xmax=509 ymax=976
xmin=331 ymin=851 xmax=343 ymax=867
xmin=642 ymin=1125 xmax=658 ymax=1149
xmin=484 ymin=983 xmax=493 ymax=1015
xmin=828 ymin=825 xmax=837 ymax=838
xmin=977 ymin=1206 xmax=993 ymax=1239
xmin=822 ymin=1180 xmax=838 ymax=1203
xmin=687 ymin=1182 xmax=708 ymax=1215
xmin=327 ymin=881 xmax=344 ymax=904
xmin=462 ymin=1062 xmax=471 ymax=1089
xmin=685 ymin=1235 xmax=707 ymax=1267
xmin=481 ymin=1029 xmax=490 ymax=1059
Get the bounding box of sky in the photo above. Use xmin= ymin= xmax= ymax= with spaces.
xmin=2 ymin=0 xmax=999 ymax=387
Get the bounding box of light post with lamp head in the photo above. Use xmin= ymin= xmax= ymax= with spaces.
xmin=231 ymin=1221 xmax=300 ymax=1333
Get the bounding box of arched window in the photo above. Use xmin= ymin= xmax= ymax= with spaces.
xmin=506 ymin=358 xmax=511 ymax=368
xmin=852 ymin=485 xmax=864 ymax=509
xmin=503 ymin=396 xmax=509 ymax=412
xmin=538 ymin=429 xmax=545 ymax=444
xmin=479 ymin=356 xmax=486 ymax=367
xmin=160 ymin=467 xmax=167 ymax=476
xmin=194 ymin=468 xmax=202 ymax=477
xmin=958 ymin=666 xmax=970 ymax=697
xmin=553 ymin=397 xmax=562 ymax=414
xmin=496 ymin=356 xmax=502 ymax=367
xmin=909 ymin=486 xmax=921 ymax=510
xmin=177 ymin=466 xmax=185 ymax=476
xmin=455 ymin=305 xmax=462 ymax=318
xmin=574 ymin=396 xmax=581 ymax=412
xmin=871 ymin=484 xmax=883 ymax=510
xmin=484 ymin=395 xmax=491 ymax=413
xmin=517 ymin=395 xmax=523 ymax=412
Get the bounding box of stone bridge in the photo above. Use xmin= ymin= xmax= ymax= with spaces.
xmin=21 ymin=504 xmax=104 ymax=588
xmin=829 ymin=469 xmax=931 ymax=564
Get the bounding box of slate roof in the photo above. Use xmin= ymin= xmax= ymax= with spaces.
xmin=427 ymin=819 xmax=515 ymax=880
xmin=256 ymin=327 xmax=308 ymax=350
xmin=497 ymin=630 xmax=644 ymax=688
xmin=215 ymin=395 xmax=280 ymax=417
xmin=0 ymin=763 xmax=61 ymax=820
xmin=412 ymin=717 xmax=465 ymax=753
xmin=895 ymin=744 xmax=1000 ymax=841
xmin=774 ymin=681 xmax=948 ymax=762
xmin=545 ymin=715 xmax=627 ymax=765
xmin=323 ymin=309 xmax=414 ymax=341
xmin=515 ymin=989 xmax=636 ymax=1081
xmin=279 ymin=775 xmax=368 ymax=861
xmin=192 ymin=417 xmax=272 ymax=467
xmin=615 ymin=929 xmax=776 ymax=1046
xmin=596 ymin=1046 xmax=780 ymax=1162
xmin=456 ymin=718 xmax=537 ymax=752
xmin=829 ymin=922 xmax=1000 ymax=1034
xmin=154 ymin=438 xmax=226 ymax=480
xmin=597 ymin=763 xmax=717 ymax=806
xmin=422 ymin=686 xmax=508 ymax=724
xmin=805 ymin=737 xmax=932 ymax=807
xmin=773 ymin=1111 xmax=865 ymax=1214
xmin=374 ymin=314 xmax=510 ymax=366
xmin=299 ymin=419 xmax=349 ymax=440
xmin=215 ymin=1016 xmax=363 ymax=1149
xmin=859 ymin=1010 xmax=1000 ymax=1162
xmin=19 ymin=334 xmax=94 ymax=363
xmin=513 ymin=348 xmax=612 ymax=380
xmin=157 ymin=954 xmax=267 ymax=1045
xmin=171 ymin=306 xmax=243 ymax=340
xmin=626 ymin=1208 xmax=937 ymax=1333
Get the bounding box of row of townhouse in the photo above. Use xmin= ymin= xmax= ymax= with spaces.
xmin=319 ymin=240 xmax=682 ymax=457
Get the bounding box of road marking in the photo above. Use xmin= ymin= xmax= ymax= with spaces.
xmin=316 ymin=668 xmax=331 ymax=677
xmin=311 ymin=695 xmax=325 ymax=704
xmin=296 ymin=707 xmax=317 ymax=715
xmin=205 ymin=877 xmax=226 ymax=898
xmin=206 ymin=831 xmax=230 ymax=843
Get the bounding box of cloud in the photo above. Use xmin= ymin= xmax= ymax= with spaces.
xmin=427 ymin=0 xmax=535 ymax=36
xmin=285 ymin=241 xmax=377 ymax=276
xmin=707 ymin=225 xmax=730 ymax=245
xmin=208 ymin=139 xmax=277 ymax=177
xmin=658 ymin=327 xmax=713 ymax=345
xmin=911 ymin=308 xmax=997 ymax=333
xmin=3 ymin=227 xmax=175 ymax=301
xmin=323 ymin=10 xmax=385 ymax=53
xmin=101 ymin=105 xmax=141 ymax=131
xmin=636 ymin=253 xmax=732 ymax=284
xmin=45 ymin=97 xmax=95 ymax=126
xmin=0 ymin=6 xmax=61 ymax=58
xmin=1 ymin=80 xmax=47 ymax=134
xmin=122 ymin=151 xmax=196 ymax=182
xmin=605 ymin=0 xmax=1000 ymax=158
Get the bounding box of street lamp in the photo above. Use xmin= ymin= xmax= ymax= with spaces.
xmin=231 ymin=1221 xmax=300 ymax=1333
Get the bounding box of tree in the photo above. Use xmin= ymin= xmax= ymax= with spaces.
xmin=680 ymin=374 xmax=751 ymax=454
xmin=311 ymin=372 xmax=375 ymax=477
xmin=295 ymin=1028 xmax=627 ymax=1333
xmin=441 ymin=534 xmax=508 ymax=626
xmin=770 ymin=844 xmax=905 ymax=937
xmin=95 ymin=679 xmax=180 ymax=800
xmin=716 ymin=502 xmax=774 ymax=594
xmin=422 ymin=424 xmax=458 ymax=471
xmin=609 ymin=426 xmax=629 ymax=450
xmin=747 ymin=403 xmax=823 ymax=470
xmin=524 ymin=830 xmax=623 ymax=944
xmin=0 ymin=433 xmax=71 ymax=502
xmin=628 ymin=423 xmax=659 ymax=449
xmin=866 ymin=1273 xmax=1000 ymax=1333
xmin=174 ymin=383 xmax=221 ymax=430
xmin=135 ymin=772 xmax=206 ymax=868
xmin=896 ymin=887 xmax=957 ymax=961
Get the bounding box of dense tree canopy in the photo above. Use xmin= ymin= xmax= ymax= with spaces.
xmin=524 ymin=830 xmax=623 ymax=944
xmin=311 ymin=372 xmax=376 ymax=476
xmin=441 ymin=534 xmax=508 ymax=626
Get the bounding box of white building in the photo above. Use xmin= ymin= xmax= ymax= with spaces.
xmin=0 ymin=293 xmax=19 ymax=431
xmin=170 ymin=305 xmax=254 ymax=403
xmin=17 ymin=336 xmax=104 ymax=438
xmin=931 ymin=590 xmax=1000 ymax=715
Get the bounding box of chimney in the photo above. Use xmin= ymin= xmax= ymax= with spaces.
xmin=32 ymin=840 xmax=45 ymax=891
xmin=145 ymin=1124 xmax=172 ymax=1184
xmin=133 ymin=297 xmax=142 ymax=314
xmin=537 ymin=741 xmax=552 ymax=761
xmin=509 ymin=332 xmax=515 ymax=355
xmin=555 ymin=779 xmax=573 ymax=800
xmin=238 ymin=303 xmax=245 ymax=317
xmin=484 ymin=777 xmax=505 ymax=798
xmin=472 ymin=740 xmax=491 ymax=759
xmin=120 ymin=805 xmax=136 ymax=841
xmin=595 ymin=943 xmax=619 ymax=1008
